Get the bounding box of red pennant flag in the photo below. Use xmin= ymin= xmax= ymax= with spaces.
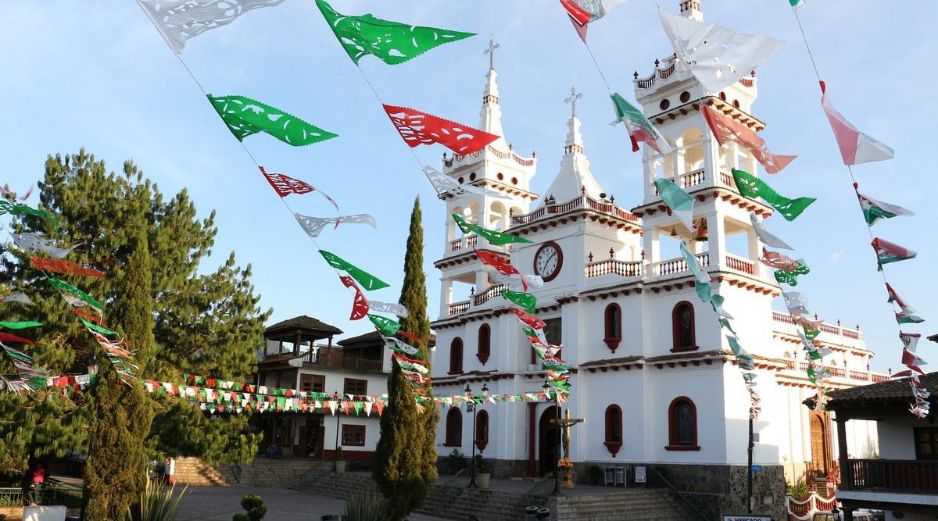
xmin=560 ymin=0 xmax=591 ymax=25
xmin=383 ymin=105 xmax=499 ymax=156
xmin=30 ymin=257 xmax=105 ymax=279
xmin=71 ymin=305 xmax=104 ymax=325
xmin=474 ymin=248 xmax=526 ymax=290
xmin=340 ymin=275 xmax=369 ymax=320
xmin=374 ymin=400 xmax=386 ymax=416
xmin=0 ymin=332 xmax=35 ymax=344
xmin=259 ymin=167 xmax=340 ymax=211
xmin=703 ymin=106 xmax=796 ymax=174
xmin=511 ymin=308 xmax=546 ymax=330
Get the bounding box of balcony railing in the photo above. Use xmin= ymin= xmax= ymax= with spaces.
xmin=652 ymin=252 xmax=710 ymax=277
xmin=511 ymin=194 xmax=638 ymax=226
xmin=725 ymin=253 xmax=755 ymax=275
xmin=771 ymin=312 xmax=863 ymax=341
xmin=652 ymin=169 xmax=707 ymax=195
xmin=848 ymin=459 xmax=938 ymax=493
xmin=473 ymin=284 xmax=506 ymax=306
xmin=449 ymin=234 xmax=480 ymax=253
xmin=448 ymin=300 xmax=470 ymax=316
xmin=307 ymin=347 xmax=384 ymax=374
xmin=444 ymin=145 xmax=535 ymax=168
xmin=586 ymin=259 xmax=643 ymax=278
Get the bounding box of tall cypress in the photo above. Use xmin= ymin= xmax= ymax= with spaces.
xmin=85 ymin=221 xmax=156 ymax=520
xmin=373 ymin=197 xmax=438 ymax=521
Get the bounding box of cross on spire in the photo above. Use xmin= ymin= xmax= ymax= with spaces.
xmin=484 ymin=38 xmax=500 ymax=70
xmin=564 ymin=87 xmax=583 ymax=118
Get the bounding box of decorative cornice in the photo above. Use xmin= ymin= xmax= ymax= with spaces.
xmin=632 ymin=187 xmax=774 ymax=219
xmin=507 ymin=209 xmax=642 ymax=237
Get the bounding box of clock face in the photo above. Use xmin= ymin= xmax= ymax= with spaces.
xmin=533 ymin=242 xmax=563 ymax=282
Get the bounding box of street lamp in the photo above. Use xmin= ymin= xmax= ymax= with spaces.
xmin=544 ymin=379 xmax=561 ymax=496
xmin=333 ymin=390 xmax=341 ymax=473
xmin=465 ymin=383 xmax=477 ymax=488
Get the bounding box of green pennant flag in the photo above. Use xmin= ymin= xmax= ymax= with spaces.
xmin=654 ymin=178 xmax=695 ymax=232
xmin=207 ymin=94 xmax=338 ymax=146
xmin=727 ymin=335 xmax=744 ymax=356
xmin=0 ymin=321 xmax=42 ymax=330
xmin=857 ymin=191 xmax=912 ymax=226
xmin=49 ymin=278 xmax=104 ymax=310
xmin=610 ymin=93 xmax=670 ymax=154
xmin=315 ymin=0 xmax=475 ymax=65
xmin=0 ymin=200 xmax=58 ymax=229
xmin=452 ymin=214 xmax=530 ymax=246
xmin=80 ymin=319 xmax=119 ymax=337
xmin=731 ymin=169 xmax=816 ymax=221
xmin=719 ymin=318 xmax=736 ymax=334
xmin=773 ymin=260 xmax=810 ymax=286
xmin=789 ymin=0 xmax=805 ymax=7
xmin=680 ymin=240 xmax=711 ymax=303
xmin=803 ymin=327 xmax=820 ymax=340
xmin=368 ymin=314 xmax=400 ymax=337
xmin=502 ymin=289 xmax=536 ymax=313
xmin=319 ymin=250 xmax=389 ymax=290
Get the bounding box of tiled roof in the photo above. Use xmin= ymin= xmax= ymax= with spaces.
xmin=580 ymin=356 xmax=644 ymax=368
xmin=265 ymin=315 xmax=343 ymax=338
xmin=827 ymin=372 xmax=938 ymax=404
xmin=338 ymin=330 xmax=383 ymax=347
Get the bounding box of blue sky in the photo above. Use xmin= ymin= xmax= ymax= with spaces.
xmin=1 ymin=1 xmax=934 ymax=373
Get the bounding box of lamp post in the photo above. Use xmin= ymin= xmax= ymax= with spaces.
xmin=747 ymin=414 xmax=754 ymax=514
xmin=465 ymin=383 xmax=477 ymax=488
xmin=333 ymin=390 xmax=341 ymax=473
xmin=544 ymin=380 xmax=561 ymax=496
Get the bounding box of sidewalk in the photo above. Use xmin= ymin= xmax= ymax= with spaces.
xmin=177 ymin=485 xmax=451 ymax=521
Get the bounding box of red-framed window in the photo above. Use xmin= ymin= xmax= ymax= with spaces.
xmin=341 ymin=424 xmax=366 ymax=447
xmin=477 ymin=324 xmax=491 ymax=365
xmin=604 ymin=405 xmax=623 ymax=456
xmin=604 ymin=303 xmax=622 ymax=352
xmin=666 ymin=396 xmax=700 ymax=451
xmin=672 ymin=301 xmax=697 ymax=352
xmin=475 ymin=410 xmax=489 ymax=451
xmin=444 ymin=407 xmax=462 ymax=447
xmin=449 ymin=337 xmax=464 ymax=374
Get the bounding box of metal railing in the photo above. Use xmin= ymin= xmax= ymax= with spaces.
xmin=849 ymin=459 xmax=938 ymax=493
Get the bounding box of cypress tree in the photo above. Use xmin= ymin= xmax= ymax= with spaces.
xmin=373 ymin=197 xmax=438 ymax=521
xmin=85 ymin=221 xmax=156 ymax=520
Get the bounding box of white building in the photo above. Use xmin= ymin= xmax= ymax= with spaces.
xmin=429 ymin=1 xmax=885 ymax=513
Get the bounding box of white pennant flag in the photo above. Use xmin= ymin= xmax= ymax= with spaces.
xmin=659 ymin=9 xmax=782 ymax=94
xmin=137 ymin=0 xmax=286 ymax=55
xmin=783 ymin=292 xmax=810 ymax=316
xmin=12 ymin=233 xmax=77 ymax=259
xmin=750 ymin=214 xmax=794 ymax=250
xmin=294 ymin=213 xmax=376 ymax=238
xmin=2 ymin=293 xmax=34 ymax=306
xmin=423 ymin=166 xmax=510 ymax=200
xmin=368 ymin=301 xmax=409 ymax=318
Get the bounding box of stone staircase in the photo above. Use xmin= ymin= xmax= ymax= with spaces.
xmin=174 ymin=457 xmax=326 ymax=488
xmin=292 ymin=472 xmax=698 ymax=521
xmin=552 ymin=489 xmax=698 ymax=521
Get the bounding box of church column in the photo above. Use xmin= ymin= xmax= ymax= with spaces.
xmin=747 ymin=228 xmax=763 ymax=278
xmin=673 ymin=143 xmax=685 ymax=179
xmin=706 ymin=213 xmax=726 ymax=269
xmin=729 ymin=142 xmax=741 ymax=170
xmin=439 ymin=278 xmax=453 ymax=317
xmin=703 ymin=130 xmax=720 ymax=188
xmin=643 ymin=156 xmax=658 ymax=202
xmin=643 ymin=228 xmax=660 ymax=265
xmin=475 ymin=270 xmax=489 ymax=294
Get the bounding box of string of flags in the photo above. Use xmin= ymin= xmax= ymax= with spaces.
xmin=789 ymin=5 xmax=929 ymax=418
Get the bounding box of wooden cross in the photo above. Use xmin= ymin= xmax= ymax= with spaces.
xmin=550 ymin=409 xmax=586 ymax=460
xmin=564 ymin=87 xmax=583 ymax=118
xmin=484 ymin=38 xmax=500 ymax=70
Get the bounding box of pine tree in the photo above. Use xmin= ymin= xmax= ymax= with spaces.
xmin=0 ymin=150 xmax=268 ymax=471
xmin=85 ymin=223 xmax=156 ymax=520
xmin=372 ymin=197 xmax=438 ymax=521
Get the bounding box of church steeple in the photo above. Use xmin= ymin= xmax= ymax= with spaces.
xmin=679 ymin=0 xmax=703 ymax=21
xmin=479 ymin=38 xmax=507 ymax=150
xmin=543 ymin=87 xmax=606 ymax=204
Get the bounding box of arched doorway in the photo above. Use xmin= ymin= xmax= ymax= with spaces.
xmin=809 ymin=413 xmax=831 ymax=476
xmin=539 ymin=406 xmax=561 ymax=476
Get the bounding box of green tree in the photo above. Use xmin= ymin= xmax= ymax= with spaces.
xmin=0 ymin=149 xmax=268 ymax=470
xmin=86 ymin=223 xmax=156 ymax=520
xmin=372 ymin=197 xmax=438 ymax=521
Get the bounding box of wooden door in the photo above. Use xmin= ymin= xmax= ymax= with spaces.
xmin=809 ymin=413 xmax=830 ymax=475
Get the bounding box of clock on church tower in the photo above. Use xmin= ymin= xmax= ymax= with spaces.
xmin=533 ymin=241 xmax=563 ymax=282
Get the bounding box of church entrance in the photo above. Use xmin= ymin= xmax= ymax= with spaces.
xmin=538 ymin=406 xmax=561 ymax=476
xmin=809 ymin=412 xmax=832 ymax=476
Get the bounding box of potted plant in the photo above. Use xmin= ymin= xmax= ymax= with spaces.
xmin=335 ymin=447 xmax=346 ymax=473
xmin=474 ymin=455 xmax=492 ymax=489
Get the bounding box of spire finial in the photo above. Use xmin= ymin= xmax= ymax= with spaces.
xmin=484 ymin=38 xmax=500 ymax=70
xmin=564 ymin=87 xmax=583 ymax=118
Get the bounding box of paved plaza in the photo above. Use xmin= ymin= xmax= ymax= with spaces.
xmin=177 ymin=486 xmax=450 ymax=521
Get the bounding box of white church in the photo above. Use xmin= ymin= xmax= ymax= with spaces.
xmin=429 ymin=0 xmax=884 ymax=507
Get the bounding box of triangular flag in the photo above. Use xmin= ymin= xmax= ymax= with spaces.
xmin=610 ymin=93 xmax=671 ymax=154
xmin=750 ymin=214 xmax=794 ymax=250
xmin=559 ymin=0 xmax=626 ymax=42
xmin=452 ymin=214 xmax=530 ymax=246
xmin=886 ymin=284 xmax=924 ymax=324
xmin=732 ymin=169 xmax=815 ymax=221
xmin=680 ymin=240 xmax=711 ymax=303
xmin=260 ymin=167 xmax=339 ymax=210
xmin=703 ymin=106 xmax=795 ymax=174
xmin=384 ymin=105 xmax=499 ymax=156
xmin=137 ymin=0 xmax=285 ymax=55
xmin=207 ymin=95 xmax=337 ymax=146
xmin=654 ymin=178 xmax=695 ymax=232
xmin=319 ymin=250 xmax=389 ymax=290
xmin=820 ymin=81 xmax=894 ymax=166
xmin=315 ymin=0 xmax=474 ymax=65
xmin=856 ymin=188 xmax=913 ymax=226
xmin=871 ymin=237 xmax=916 ymax=268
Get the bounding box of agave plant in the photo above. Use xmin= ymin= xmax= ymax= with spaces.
xmin=125 ymin=479 xmax=188 ymax=521
xmin=343 ymin=491 xmax=388 ymax=521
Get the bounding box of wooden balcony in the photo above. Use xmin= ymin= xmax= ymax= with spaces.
xmin=305 ymin=347 xmax=384 ymax=374
xmin=847 ymin=459 xmax=938 ymax=493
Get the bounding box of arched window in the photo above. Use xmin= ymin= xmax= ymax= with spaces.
xmin=449 ymin=337 xmax=463 ymax=374
xmin=477 ymin=324 xmax=491 ymax=365
xmin=445 ymin=407 xmax=462 ymax=447
xmin=475 ymin=410 xmax=489 ymax=451
xmin=672 ymin=301 xmax=696 ymax=352
xmin=604 ymin=304 xmax=622 ymax=352
xmin=667 ymin=397 xmax=699 ymax=450
xmin=604 ymin=405 xmax=623 ymax=457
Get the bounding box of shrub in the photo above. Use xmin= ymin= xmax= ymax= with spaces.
xmin=444 ymin=449 xmax=466 ymax=475
xmin=786 ymin=480 xmax=810 ymax=499
xmin=234 ymin=494 xmax=266 ymax=521
xmin=343 ymin=491 xmax=388 ymax=521
xmin=473 ymin=455 xmax=491 ymax=474
xmin=124 ymin=479 xmax=188 ymax=521
xmin=232 ymin=515 xmax=249 ymax=521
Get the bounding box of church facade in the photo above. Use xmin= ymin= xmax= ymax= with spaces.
xmin=429 ymin=2 xmax=885 ymax=511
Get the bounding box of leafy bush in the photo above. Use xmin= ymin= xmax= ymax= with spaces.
xmin=474 ymin=455 xmax=491 ymax=474
xmin=786 ymin=480 xmax=810 ymax=499
xmin=444 ymin=449 xmax=466 ymax=475
xmin=234 ymin=494 xmax=266 ymax=521
xmin=124 ymin=479 xmax=188 ymax=521
xmin=334 ymin=447 xmax=344 ymax=461
xmin=343 ymin=491 xmax=388 ymax=521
